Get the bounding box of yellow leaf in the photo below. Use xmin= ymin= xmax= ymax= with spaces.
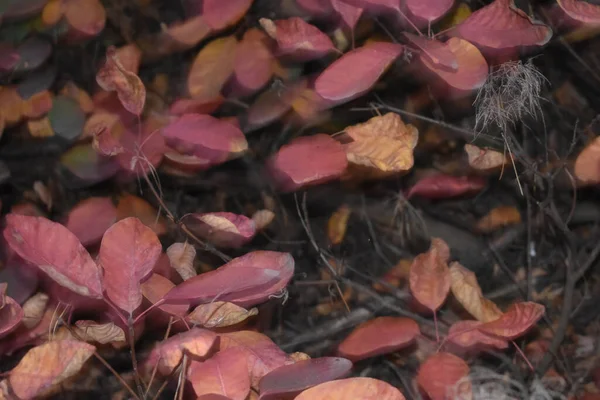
xmin=327 ymin=204 xmax=351 ymax=245
xmin=187 ymin=301 xmax=258 ymax=328
xmin=449 ymin=262 xmax=503 ymax=323
xmin=475 ymin=206 xmax=521 ymax=233
xmin=187 ymin=36 xmax=238 ymax=99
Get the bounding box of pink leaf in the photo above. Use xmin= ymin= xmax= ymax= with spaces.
xmin=405 ymin=0 xmax=454 ymax=22
xmin=3 ymin=214 xmax=103 ymax=299
xmin=407 ymin=174 xmax=487 ymax=199
xmin=182 ymin=212 xmax=256 ymax=248
xmin=64 ymin=197 xmax=117 ymax=246
xmin=260 ymin=17 xmax=335 ymax=61
xmin=295 ymin=377 xmax=406 ymax=400
xmin=141 ymin=273 xmax=189 ymax=318
xmin=115 ymin=127 xmax=166 ymax=176
xmin=162 ymin=114 xmax=248 ymax=168
xmin=169 ymin=95 xmax=224 ymax=116
xmin=331 ymin=0 xmax=364 ymax=30
xmin=315 ymin=42 xmax=403 ymax=102
xmin=295 ymin=0 xmax=333 ymax=15
xmin=337 ymin=317 xmax=420 ymax=361
xmin=403 ymin=32 xmax=457 ymax=70
xmin=230 ymin=29 xmax=274 ymax=97
xmin=163 ymin=251 xmax=294 ymax=308
xmin=266 ymin=134 xmax=348 ymax=192
xmin=0 ymin=294 xmax=23 ymax=339
xmin=200 ymin=0 xmax=253 ymax=31
xmin=557 ymin=0 xmax=600 ymax=26
xmin=259 ymin=357 xmax=353 ymax=399
xmin=99 ymin=217 xmax=162 ymax=314
xmin=188 ymin=348 xmax=251 ymax=400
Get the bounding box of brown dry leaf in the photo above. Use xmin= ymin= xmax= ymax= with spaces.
xmin=251 ymin=209 xmax=275 ymax=231
xmin=22 ymin=293 xmax=49 ymax=329
xmin=464 ymin=144 xmax=507 ymax=172
xmin=187 ymin=36 xmax=238 ymax=99
xmin=574 ymin=136 xmax=600 ymax=186
xmin=73 ymin=320 xmax=126 ymax=344
xmin=327 ymin=204 xmax=351 ymax=246
xmin=27 ymin=117 xmax=55 ymax=138
xmin=187 ymin=301 xmax=258 ymax=328
xmin=343 ymin=113 xmax=418 ymax=176
xmin=166 ymin=242 xmax=197 ymax=281
xmin=9 ymin=340 xmax=96 ymax=399
xmin=475 ymin=206 xmax=521 ymax=233
xmin=449 ymin=261 xmax=503 ymax=323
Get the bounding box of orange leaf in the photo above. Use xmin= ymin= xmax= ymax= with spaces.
xmin=116 ymin=194 xmax=167 ymax=236
xmin=417 ymin=352 xmax=471 ymax=400
xmin=327 ymin=204 xmax=351 ymax=245
xmin=475 ymin=206 xmax=521 ymax=233
xmin=141 ymin=273 xmax=189 ymax=317
xmin=96 ymin=46 xmax=146 ymax=115
xmin=9 ymin=340 xmax=95 ymax=399
xmin=574 ymin=136 xmax=600 ymax=186
xmin=448 ymin=320 xmax=508 ymax=350
xmin=409 ymin=238 xmax=451 ymax=312
xmin=449 ymin=262 xmax=503 ymax=322
xmin=166 ymin=242 xmax=197 ymax=281
xmin=187 ymin=301 xmax=258 ymax=328
xmin=60 ymin=81 xmax=94 ymax=114
xmin=187 ymin=36 xmax=237 ymax=99
xmin=478 ymin=301 xmax=545 ymax=340
xmin=337 ymin=316 xmax=420 ymax=362
xmin=295 ymin=377 xmax=406 ymax=400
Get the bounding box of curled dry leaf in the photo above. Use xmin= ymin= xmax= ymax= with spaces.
xmin=448 ymin=320 xmax=508 ymax=350
xmin=475 ymin=206 xmax=521 ymax=233
xmin=21 ymin=293 xmax=49 ymax=329
xmin=260 ymin=17 xmax=334 ymax=61
xmin=343 ymin=112 xmax=418 ymax=177
xmin=464 ymin=143 xmax=507 ymax=172
xmin=449 ymin=262 xmax=503 ymax=322
xmin=219 ymin=330 xmax=292 ymax=388
xmin=417 ymin=352 xmax=471 ymax=400
xmin=251 ymin=209 xmax=275 ymax=231
xmin=267 ymin=134 xmax=348 ymax=192
xmin=478 ymin=301 xmax=545 ymax=340
xmin=187 ymin=301 xmax=258 ymax=328
xmin=337 ymin=316 xmax=420 ymax=362
xmin=188 ymin=347 xmax=251 ymax=400
xmin=409 ymin=238 xmax=451 ymax=312
xmin=0 ymin=294 xmax=23 ymax=339
xmin=328 ymin=204 xmax=351 ymax=245
xmin=96 ymin=46 xmax=145 ymax=116
xmin=141 ymin=273 xmax=189 ymax=317
xmin=188 ymin=36 xmax=238 ymax=99
xmin=145 ymin=328 xmax=218 ymax=375
xmin=9 ymin=340 xmax=96 ymax=400
xmin=73 ymin=320 xmax=126 ymax=344
xmin=167 ymin=242 xmax=197 ymax=280
xmin=407 ymin=174 xmax=487 ymax=199
xmin=295 ymin=377 xmax=406 ymax=400
xmin=259 ymin=357 xmax=353 ymax=400
xmin=574 ymin=136 xmax=600 ymax=186
xmin=64 ymin=197 xmax=117 ymax=246
xmin=99 ymin=217 xmax=162 ymax=314
xmin=3 ymin=214 xmax=103 ymax=299
xmin=315 ymin=42 xmax=403 ymax=102
xmin=183 ymin=212 xmax=257 ymax=248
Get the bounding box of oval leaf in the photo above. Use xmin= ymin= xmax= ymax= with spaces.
xmin=449 ymin=262 xmax=503 ymax=322
xmin=167 ymin=242 xmax=197 ymax=280
xmin=187 ymin=36 xmax=237 ymax=99
xmin=448 ymin=320 xmax=508 ymax=350
xmin=65 ymin=197 xmax=117 ymax=246
xmin=141 ymin=273 xmax=189 ymax=317
xmin=231 ymin=28 xmax=273 ymax=96
xmin=295 ymin=377 xmax=406 ymax=400
xmin=260 ymin=17 xmax=334 ymax=61
xmin=409 ymin=238 xmax=451 ymax=312
xmin=407 ymin=173 xmax=487 ymax=199
xmin=201 ymin=0 xmax=253 ymax=31
xmin=478 ymin=301 xmax=545 ymax=340
xmin=557 ymin=0 xmax=600 ymax=26
xmin=417 ymin=352 xmax=471 ymax=400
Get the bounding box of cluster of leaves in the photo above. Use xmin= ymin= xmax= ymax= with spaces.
xmin=0 ymin=0 xmax=599 ymax=398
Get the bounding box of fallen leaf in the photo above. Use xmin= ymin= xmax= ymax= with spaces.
xmin=409 ymin=238 xmax=451 ymax=312
xmin=116 ymin=194 xmax=167 ymax=236
xmin=406 ymin=0 xmax=454 ymax=22
xmin=449 ymin=262 xmax=503 ymax=322
xmin=99 ymin=217 xmax=162 ymax=314
xmin=478 ymin=302 xmax=545 ymax=340
xmin=407 ymin=174 xmax=487 ymax=199
xmin=251 ymin=209 xmax=275 ymax=231
xmin=574 ymin=136 xmax=600 ymax=186
xmin=331 ymin=0 xmax=364 ymax=30
xmin=21 ymin=293 xmax=49 ymax=330
xmin=73 ymin=320 xmax=126 ymax=344
xmin=187 ymin=301 xmax=258 ymax=328
xmin=64 ymin=197 xmax=117 ymax=246
xmin=328 ymin=204 xmax=351 ymax=245
xmin=3 ymin=214 xmax=103 ymax=299
xmin=259 ymin=357 xmax=353 ymax=400
xmin=295 ymin=377 xmax=406 ymax=400
xmin=200 ymin=0 xmax=254 ymax=31
xmin=182 ymin=212 xmax=257 ymax=248
xmin=64 ymin=0 xmax=106 ymax=39
xmin=260 ymin=17 xmax=335 ymax=61
xmin=170 ymin=95 xmax=224 ymax=116
xmin=231 ymin=29 xmax=274 ymax=97
xmin=187 ymin=36 xmax=238 ymax=99
xmin=464 ymin=144 xmax=507 ymax=172
xmin=448 ymin=320 xmax=508 ymax=349
xmin=167 ymin=242 xmax=197 ymax=280
xmin=475 ymin=206 xmax=521 ymax=233
xmin=337 ymin=317 xmax=420 ymax=361
xmin=9 ymin=340 xmax=96 ymax=400
xmin=417 ymin=352 xmax=471 ymax=400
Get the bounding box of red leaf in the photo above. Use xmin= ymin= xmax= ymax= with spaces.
xmin=405 ymin=0 xmax=453 ymax=22
xmin=454 ymin=0 xmax=552 ymax=55
xmin=219 ymin=330 xmax=292 ymax=388
xmin=417 ymin=352 xmax=471 ymax=400
xmin=260 ymin=17 xmax=335 ymax=61
xmin=3 ymin=214 xmax=103 ymax=299
xmin=230 ymin=29 xmax=274 ymax=97
xmin=337 ymin=317 xmax=420 ymax=361
xmin=96 ymin=46 xmax=146 ymax=116
xmin=200 ymin=0 xmax=253 ymax=31
xmin=403 ymin=33 xmax=457 ymax=70
xmin=162 ymin=113 xmax=248 ymax=168
xmin=64 ymin=197 xmax=117 ymax=246
xmin=331 ymin=0 xmax=364 ymax=30
xmin=407 ymin=174 xmax=487 ymax=199
xmin=99 ymin=217 xmax=162 ymax=314
xmin=0 ymin=294 xmax=23 ymax=339
xmin=448 ymin=320 xmax=509 ymax=350
xmin=409 ymin=238 xmax=451 ymax=312
xmin=259 ymin=357 xmax=353 ymax=400
xmin=478 ymin=301 xmax=545 ymax=340
xmin=315 ymin=42 xmax=403 ymax=102
xmin=141 ymin=273 xmax=189 ymax=318
xmin=163 ymin=251 xmax=294 ymax=308
xmin=295 ymin=377 xmax=406 ymax=400
xmin=266 ymin=134 xmax=348 ymax=192
xmin=557 ymin=0 xmax=600 ymax=26
xmin=188 ymin=348 xmax=251 ymax=400
xmin=182 ymin=212 xmax=256 ymax=248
